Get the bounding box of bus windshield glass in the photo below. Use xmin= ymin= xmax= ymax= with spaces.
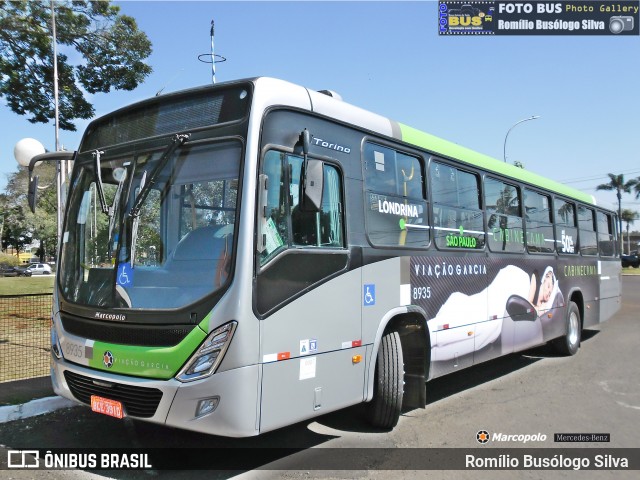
xmin=59 ymin=139 xmax=241 ymax=310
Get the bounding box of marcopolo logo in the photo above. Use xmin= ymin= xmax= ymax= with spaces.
xmin=94 ymin=311 xmax=127 ymax=322
xmin=476 ymin=430 xmax=547 ymax=444
xmin=476 ymin=430 xmax=490 ymax=444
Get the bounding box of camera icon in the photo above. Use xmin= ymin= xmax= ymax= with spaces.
xmin=609 ymin=16 xmax=634 ymax=34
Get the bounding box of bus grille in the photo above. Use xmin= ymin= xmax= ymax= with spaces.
xmin=61 ymin=313 xmax=195 ymax=347
xmin=64 ymin=371 xmax=163 ymax=418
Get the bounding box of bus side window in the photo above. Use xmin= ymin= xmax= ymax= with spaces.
xmin=289 ymin=157 xmax=344 ymax=248
xmin=260 ymin=151 xmax=289 ymax=265
xmin=429 ymin=160 xmax=484 ymax=250
xmin=363 ymin=142 xmax=428 ymax=248
xmin=524 ymin=189 xmax=554 ymax=254
xmin=578 ymin=205 xmax=597 ymax=256
xmin=597 ymin=211 xmax=615 ymax=257
xmin=260 ymin=150 xmax=344 ymax=266
xmin=485 ymin=177 xmax=524 ymax=253
xmin=554 ymin=198 xmax=578 ymax=255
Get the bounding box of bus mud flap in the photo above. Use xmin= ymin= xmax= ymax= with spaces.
xmin=402 ymin=373 xmax=426 ymax=410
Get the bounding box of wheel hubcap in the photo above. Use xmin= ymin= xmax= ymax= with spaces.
xmin=568 ymin=311 xmax=579 ymax=346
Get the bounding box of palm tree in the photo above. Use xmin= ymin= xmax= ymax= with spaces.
xmin=596 ymin=174 xmax=637 ymax=250
xmin=620 ymin=209 xmax=639 ymax=255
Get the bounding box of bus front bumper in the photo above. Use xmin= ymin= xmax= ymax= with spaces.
xmin=51 ymin=358 xmax=261 ymax=438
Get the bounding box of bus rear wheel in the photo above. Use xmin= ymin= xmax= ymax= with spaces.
xmin=367 ymin=330 xmax=404 ymax=429
xmin=552 ymin=301 xmax=581 ymax=356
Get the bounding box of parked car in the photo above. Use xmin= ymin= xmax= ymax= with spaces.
xmin=0 ymin=264 xmax=33 ymax=277
xmin=621 ymin=252 xmax=640 ymax=268
xmin=14 ymin=266 xmax=33 ymax=277
xmin=27 ymin=263 xmax=53 ymax=275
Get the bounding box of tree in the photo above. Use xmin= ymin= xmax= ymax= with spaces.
xmin=0 ymin=1 xmax=152 ymax=131
xmin=620 ymin=209 xmax=639 ymax=255
xmin=596 ymin=174 xmax=637 ymax=250
xmin=0 ymin=204 xmax=32 ymax=257
xmin=1 ymin=163 xmax=57 ymax=260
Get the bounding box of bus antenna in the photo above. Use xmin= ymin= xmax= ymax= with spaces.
xmin=198 ymin=19 xmax=227 ymax=84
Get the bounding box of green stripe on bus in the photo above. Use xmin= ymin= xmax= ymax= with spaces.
xmin=88 ymin=325 xmax=207 ymax=379
xmin=398 ymin=123 xmax=595 ymax=205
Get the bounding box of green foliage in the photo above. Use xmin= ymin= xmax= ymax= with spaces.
xmin=1 ymin=163 xmax=57 ymax=258
xmin=596 ymin=173 xmax=637 ymax=250
xmin=621 ymin=209 xmax=639 ymax=225
xmin=621 ymin=208 xmax=639 ymax=255
xmin=0 ymin=252 xmax=20 ymax=266
xmin=0 ymin=0 xmax=152 ymax=130
xmin=596 ymin=174 xmax=636 ymax=198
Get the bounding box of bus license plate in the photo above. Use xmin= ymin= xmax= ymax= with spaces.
xmin=90 ymin=395 xmax=125 ymax=419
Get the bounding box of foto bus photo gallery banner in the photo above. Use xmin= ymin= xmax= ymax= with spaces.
xmin=438 ymin=1 xmax=640 ymax=35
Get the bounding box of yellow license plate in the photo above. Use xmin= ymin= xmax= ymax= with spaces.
xmin=90 ymin=395 xmax=125 ymax=419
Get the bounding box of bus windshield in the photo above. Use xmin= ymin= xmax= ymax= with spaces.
xmin=59 ymin=139 xmax=241 ymax=310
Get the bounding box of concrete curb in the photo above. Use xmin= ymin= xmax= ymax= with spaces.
xmin=0 ymin=396 xmax=78 ymax=424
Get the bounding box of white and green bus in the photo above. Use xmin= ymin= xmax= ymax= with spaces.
xmin=43 ymin=77 xmax=620 ymax=437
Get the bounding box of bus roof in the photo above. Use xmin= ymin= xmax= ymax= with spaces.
xmin=276 ymin=77 xmax=596 ymax=207
xmin=396 ymin=123 xmax=595 ymax=206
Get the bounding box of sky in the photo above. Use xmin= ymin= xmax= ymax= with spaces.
xmin=1 ymin=0 xmax=639 ymax=228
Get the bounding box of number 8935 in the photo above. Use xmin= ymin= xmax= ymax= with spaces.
xmin=412 ymin=286 xmax=431 ymax=300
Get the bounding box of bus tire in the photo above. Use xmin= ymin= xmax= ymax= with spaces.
xmin=367 ymin=330 xmax=404 ymax=429
xmin=552 ymin=301 xmax=581 ymax=356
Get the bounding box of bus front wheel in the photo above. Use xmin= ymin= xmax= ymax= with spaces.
xmin=367 ymin=330 xmax=404 ymax=429
xmin=552 ymin=301 xmax=581 ymax=356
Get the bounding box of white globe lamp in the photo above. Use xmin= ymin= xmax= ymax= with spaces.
xmin=14 ymin=138 xmax=46 ymax=167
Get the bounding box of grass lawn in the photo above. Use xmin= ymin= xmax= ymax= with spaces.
xmin=0 ymin=276 xmax=53 ymax=383
xmin=0 ymin=275 xmax=55 ymax=295
xmin=622 ymin=267 xmax=640 ymax=275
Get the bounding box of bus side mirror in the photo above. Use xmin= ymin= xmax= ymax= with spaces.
xmin=26 ymin=150 xmax=75 ymax=213
xmin=302 ymin=159 xmax=323 ymax=212
xmin=28 ymin=175 xmax=39 ymax=214
xmin=298 ymin=128 xmax=323 ymax=212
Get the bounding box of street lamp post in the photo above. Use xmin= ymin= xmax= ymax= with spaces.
xmin=13 ymin=1 xmax=69 ymax=261
xmin=503 ymin=115 xmax=541 ymax=163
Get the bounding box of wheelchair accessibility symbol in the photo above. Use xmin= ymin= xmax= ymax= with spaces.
xmin=363 ymin=284 xmax=376 ymax=306
xmin=117 ymin=263 xmax=134 ymax=286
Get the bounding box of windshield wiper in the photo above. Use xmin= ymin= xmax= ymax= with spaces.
xmin=129 ymin=171 xmax=146 ymax=267
xmin=107 ymin=167 xmax=128 ymax=253
xmin=128 ymin=133 xmax=189 ymax=266
xmin=92 ymin=150 xmax=110 ymax=216
xmin=129 ymin=133 xmax=190 ymax=218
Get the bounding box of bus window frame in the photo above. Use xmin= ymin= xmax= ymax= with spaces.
xmin=523 ymin=187 xmax=556 ymax=256
xmin=362 ymin=138 xmax=430 ymax=251
xmin=596 ymin=209 xmax=617 ymax=258
xmin=256 ymin=145 xmax=348 ymax=273
xmin=428 ymin=156 xmax=485 ymax=253
xmin=483 ymin=175 xmax=525 ymax=254
xmin=553 ymin=196 xmax=579 ymax=256
xmin=577 ymin=204 xmax=598 ymax=257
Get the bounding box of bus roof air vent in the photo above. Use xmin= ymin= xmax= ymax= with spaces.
xmin=318 ymin=89 xmax=342 ymax=101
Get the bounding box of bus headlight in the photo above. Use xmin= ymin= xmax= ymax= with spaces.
xmin=51 ymin=320 xmax=62 ymax=360
xmin=176 ymin=321 xmax=237 ymax=383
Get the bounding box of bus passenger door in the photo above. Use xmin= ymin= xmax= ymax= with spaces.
xmin=256 ymin=151 xmax=364 ymax=433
